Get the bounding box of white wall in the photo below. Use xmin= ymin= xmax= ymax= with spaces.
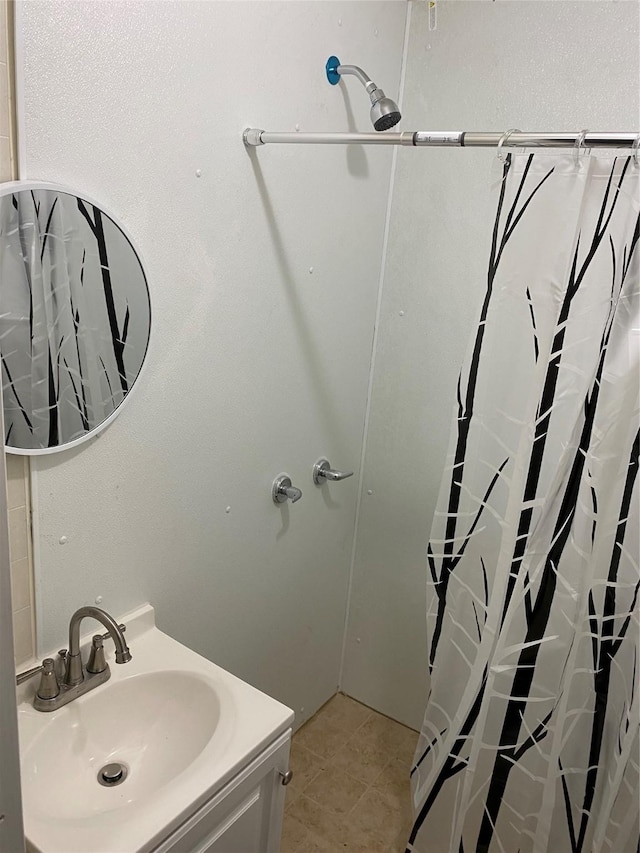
xmin=17 ymin=0 xmax=406 ymax=726
xmin=343 ymin=0 xmax=640 ymax=730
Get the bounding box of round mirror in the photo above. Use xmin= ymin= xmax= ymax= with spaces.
xmin=0 ymin=182 xmax=151 ymax=454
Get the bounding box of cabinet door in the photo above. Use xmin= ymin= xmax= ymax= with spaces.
xmin=156 ymin=732 xmax=290 ymax=853
xmin=200 ymin=780 xmax=272 ymax=853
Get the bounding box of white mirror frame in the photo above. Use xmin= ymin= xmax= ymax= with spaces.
xmin=0 ymin=180 xmax=152 ymax=456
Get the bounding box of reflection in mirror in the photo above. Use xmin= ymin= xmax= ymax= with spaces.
xmin=0 ymin=184 xmax=150 ymax=454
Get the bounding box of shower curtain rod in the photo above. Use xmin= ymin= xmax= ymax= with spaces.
xmin=243 ymin=129 xmax=639 ymax=149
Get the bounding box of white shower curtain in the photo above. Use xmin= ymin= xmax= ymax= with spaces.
xmin=409 ymin=153 xmax=639 ymax=853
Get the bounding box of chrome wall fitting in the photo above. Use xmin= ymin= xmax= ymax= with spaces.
xmin=312 ymin=458 xmax=354 ymax=485
xmin=272 ymin=474 xmax=303 ymax=504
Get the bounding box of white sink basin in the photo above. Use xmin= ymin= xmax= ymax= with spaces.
xmin=23 ymin=671 xmax=222 ymax=819
xmin=17 ymin=604 xmax=294 ymax=853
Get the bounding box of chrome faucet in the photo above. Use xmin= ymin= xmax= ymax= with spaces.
xmin=16 ymin=606 xmax=132 ymax=712
xmin=65 ymin=606 xmax=131 ymax=685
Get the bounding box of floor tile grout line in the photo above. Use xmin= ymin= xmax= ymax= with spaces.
xmin=337 ymin=691 xmax=420 ymax=735
xmin=343 ymin=773 xmax=377 ymax=820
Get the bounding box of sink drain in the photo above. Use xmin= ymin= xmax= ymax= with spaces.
xmin=97 ymin=762 xmax=128 ymax=787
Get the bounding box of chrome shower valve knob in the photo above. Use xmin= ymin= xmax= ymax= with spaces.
xmin=272 ymin=474 xmax=303 ymax=504
xmin=312 ymin=458 xmax=354 ymax=485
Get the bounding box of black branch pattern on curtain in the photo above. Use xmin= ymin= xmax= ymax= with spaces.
xmin=568 ymin=210 xmax=640 ymax=853
xmin=77 ymin=199 xmax=129 ymax=395
xmin=1 ymin=187 xmax=149 ymax=448
xmin=35 ymin=194 xmax=64 ymax=447
xmin=429 ymin=154 xmax=555 ymax=673
xmin=69 ymin=286 xmax=90 ymax=431
xmin=477 ymin=159 xmax=635 ymax=850
xmin=564 ymin=428 xmax=640 ymax=853
xmin=0 ymin=355 xmax=33 ymax=433
xmin=409 ymin=154 xmax=639 ymax=853
xmin=415 ymin=155 xmax=556 ymax=789
xmin=410 ymin=157 xmax=560 ymax=841
xmin=499 ymin=158 xmax=632 ymax=622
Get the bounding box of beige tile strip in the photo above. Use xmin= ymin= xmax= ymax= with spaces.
xmin=6 ymin=455 xmax=35 ymax=664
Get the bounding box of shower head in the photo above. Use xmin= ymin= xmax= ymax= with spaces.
xmin=325 ymin=56 xmax=401 ymax=132
xmin=369 ymin=89 xmax=402 ymax=132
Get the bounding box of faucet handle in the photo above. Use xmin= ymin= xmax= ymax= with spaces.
xmin=16 ymin=658 xmax=61 ymax=700
xmin=98 ymin=623 xmax=126 ymax=641
xmin=36 ymin=658 xmax=60 ymax=700
xmin=86 ymin=635 xmax=108 ymax=674
xmin=16 ymin=662 xmax=46 ymax=686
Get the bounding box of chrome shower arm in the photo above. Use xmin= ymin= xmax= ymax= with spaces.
xmin=336 ymin=65 xmax=377 ymax=96
xmin=325 ymin=56 xmax=402 ymax=132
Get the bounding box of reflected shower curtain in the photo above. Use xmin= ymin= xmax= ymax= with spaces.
xmin=409 ymin=153 xmax=639 ymax=853
xmin=0 ymin=191 xmax=142 ymax=448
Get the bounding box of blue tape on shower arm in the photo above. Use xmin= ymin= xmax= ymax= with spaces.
xmin=326 ymin=56 xmax=341 ymax=85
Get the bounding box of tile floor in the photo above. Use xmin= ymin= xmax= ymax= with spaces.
xmin=281 ymin=693 xmax=417 ymax=853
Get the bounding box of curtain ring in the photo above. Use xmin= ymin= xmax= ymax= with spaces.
xmin=496 ymin=128 xmax=521 ymax=163
xmin=632 ymin=133 xmax=640 ymax=169
xmin=574 ymin=129 xmax=589 ymax=168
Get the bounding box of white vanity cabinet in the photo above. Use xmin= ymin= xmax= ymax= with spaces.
xmin=152 ymin=731 xmax=292 ymax=853
xmin=18 ymin=606 xmax=295 ymax=853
